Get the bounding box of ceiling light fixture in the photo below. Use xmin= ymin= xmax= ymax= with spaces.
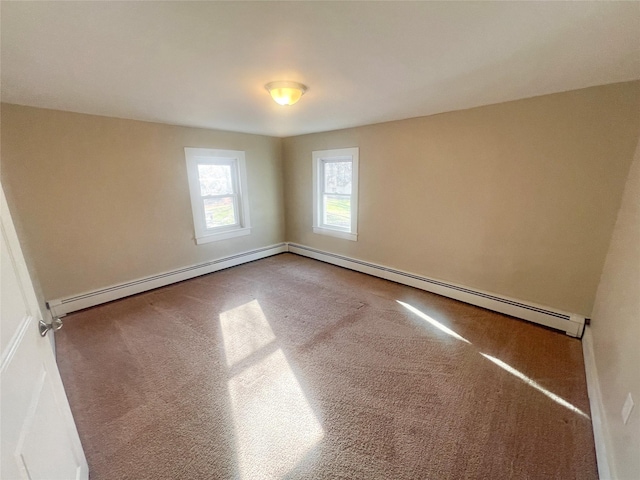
xmin=265 ymin=81 xmax=307 ymax=106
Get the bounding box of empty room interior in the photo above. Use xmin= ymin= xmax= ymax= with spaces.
xmin=1 ymin=2 xmax=639 ymax=480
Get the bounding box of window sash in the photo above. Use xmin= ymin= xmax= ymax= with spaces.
xmin=320 ymin=159 xmax=352 ymax=194
xmin=312 ymin=147 xmax=358 ymax=241
xmin=320 ymin=160 xmax=352 ymax=231
xmin=185 ymin=147 xmax=251 ymax=244
xmin=197 ymin=159 xmax=241 ymax=231
xmin=197 ymin=162 xmax=235 ymax=197
xmin=322 ymin=194 xmax=351 ymax=229
xmin=202 ymin=194 xmax=240 ymax=230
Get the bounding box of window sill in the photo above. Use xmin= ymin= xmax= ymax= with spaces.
xmin=313 ymin=226 xmax=357 ymax=241
xmin=195 ymin=227 xmax=251 ymax=244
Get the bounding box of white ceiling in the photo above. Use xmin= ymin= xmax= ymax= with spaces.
xmin=2 ymin=2 xmax=639 ymax=137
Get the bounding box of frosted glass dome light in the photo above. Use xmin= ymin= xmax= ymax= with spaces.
xmin=265 ymin=81 xmax=308 ymax=106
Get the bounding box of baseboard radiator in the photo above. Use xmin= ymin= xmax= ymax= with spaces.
xmin=47 ymin=241 xmax=585 ymax=337
xmin=287 ymin=243 xmax=585 ymax=337
xmin=47 ymin=243 xmax=287 ymax=317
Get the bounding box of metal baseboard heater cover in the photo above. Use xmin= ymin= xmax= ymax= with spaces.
xmin=47 ymin=241 xmax=585 ymax=337
xmin=47 ymin=243 xmax=288 ymax=317
xmin=287 ymin=243 xmax=585 ymax=337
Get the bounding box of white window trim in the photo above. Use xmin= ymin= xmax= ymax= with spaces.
xmin=312 ymin=147 xmax=359 ymax=241
xmin=184 ymin=147 xmax=251 ymax=245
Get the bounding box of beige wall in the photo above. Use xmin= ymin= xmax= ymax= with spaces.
xmin=2 ymin=82 xmax=638 ymax=315
xmin=1 ymin=104 xmax=285 ymax=301
xmin=283 ymin=81 xmax=640 ymax=315
xmin=3 ymin=84 xmax=638 ymax=474
xmin=590 ymin=138 xmax=640 ymax=480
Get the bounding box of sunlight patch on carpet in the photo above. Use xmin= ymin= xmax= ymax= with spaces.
xmin=397 ymin=300 xmax=471 ymax=344
xmin=220 ymin=299 xmax=276 ymax=367
xmin=481 ymin=353 xmax=589 ymax=419
xmin=223 ymin=300 xmax=324 ymax=479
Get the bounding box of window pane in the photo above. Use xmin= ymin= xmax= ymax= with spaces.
xmin=198 ymin=164 xmax=234 ymax=196
xmin=204 ymin=197 xmax=237 ymax=228
xmin=324 ymin=161 xmax=352 ymax=194
xmin=323 ymin=195 xmax=351 ymax=228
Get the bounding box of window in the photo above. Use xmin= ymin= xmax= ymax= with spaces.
xmin=312 ymin=147 xmax=359 ymax=241
xmin=185 ymin=148 xmax=251 ymax=244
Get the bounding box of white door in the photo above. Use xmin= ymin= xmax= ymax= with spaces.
xmin=1 ymin=185 xmax=88 ymax=480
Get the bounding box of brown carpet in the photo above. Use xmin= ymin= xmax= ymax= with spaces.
xmin=56 ymin=253 xmax=598 ymax=480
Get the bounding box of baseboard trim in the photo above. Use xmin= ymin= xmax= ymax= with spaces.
xmin=582 ymin=326 xmax=613 ymax=480
xmin=287 ymin=243 xmax=585 ymax=337
xmin=47 ymin=243 xmax=288 ymax=317
xmin=47 ymin=241 xmax=586 ymax=337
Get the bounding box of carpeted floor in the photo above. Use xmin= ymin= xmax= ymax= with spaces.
xmin=56 ymin=253 xmax=598 ymax=479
